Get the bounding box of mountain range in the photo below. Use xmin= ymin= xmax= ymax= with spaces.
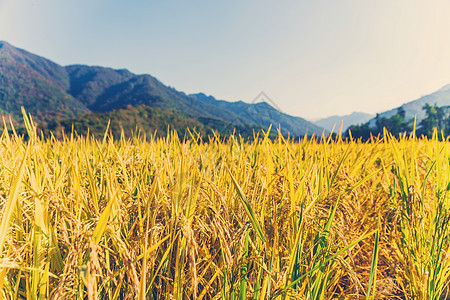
xmin=1 ymin=40 xmax=450 ymax=138
xmin=313 ymin=86 xmax=450 ymax=132
xmin=0 ymin=41 xmax=323 ymax=137
xmin=313 ymin=112 xmax=374 ymax=132
xmin=367 ymin=84 xmax=450 ymax=127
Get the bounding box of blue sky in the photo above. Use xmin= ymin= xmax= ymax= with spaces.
xmin=1 ymin=0 xmax=450 ymax=119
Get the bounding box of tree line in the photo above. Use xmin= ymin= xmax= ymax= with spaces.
xmin=346 ymin=104 xmax=450 ymax=140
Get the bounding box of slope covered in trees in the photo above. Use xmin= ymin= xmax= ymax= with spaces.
xmin=0 ymin=41 xmax=322 ymax=138
xmin=347 ymin=104 xmax=450 ymax=140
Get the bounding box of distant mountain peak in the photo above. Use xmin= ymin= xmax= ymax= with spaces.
xmin=190 ymin=93 xmax=324 ymax=135
xmin=367 ymin=85 xmax=450 ymax=127
xmin=314 ymin=112 xmax=374 ymax=132
xmin=0 ymin=41 xmax=37 ymax=62
xmin=0 ymin=41 xmax=324 ymax=136
xmin=0 ymin=40 xmax=13 ymax=51
xmin=0 ymin=40 xmax=87 ymax=119
xmin=0 ymin=41 xmax=23 ymax=54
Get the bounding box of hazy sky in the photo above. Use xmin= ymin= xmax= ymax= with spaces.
xmin=1 ymin=0 xmax=450 ymax=119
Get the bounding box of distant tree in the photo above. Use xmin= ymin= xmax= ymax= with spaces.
xmin=418 ymin=104 xmax=450 ymax=137
xmin=397 ymin=106 xmax=406 ymax=119
xmin=375 ymin=113 xmax=382 ymax=133
xmin=447 ymin=113 xmax=450 ymax=136
xmin=347 ymin=107 xmax=412 ymax=140
xmin=347 ymin=123 xmax=373 ymax=141
xmin=374 ymin=107 xmax=412 ymax=136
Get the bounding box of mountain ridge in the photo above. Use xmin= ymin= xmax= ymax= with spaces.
xmin=0 ymin=41 xmax=323 ymax=137
xmin=190 ymin=93 xmax=324 ymax=135
xmin=367 ymin=85 xmax=450 ymax=126
xmin=313 ymin=112 xmax=374 ymax=132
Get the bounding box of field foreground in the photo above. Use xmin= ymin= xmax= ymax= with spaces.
xmin=0 ymin=119 xmax=449 ymax=299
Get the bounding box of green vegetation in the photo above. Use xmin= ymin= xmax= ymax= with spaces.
xmin=347 ymin=104 xmax=450 ymax=140
xmin=417 ymin=104 xmax=450 ymax=137
xmin=0 ymin=41 xmax=86 ymax=121
xmin=26 ymin=105 xmax=265 ymax=140
xmin=0 ymin=41 xmax=321 ymax=137
xmin=37 ymin=105 xmax=209 ymax=139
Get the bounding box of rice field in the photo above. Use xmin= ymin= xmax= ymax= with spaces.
xmin=0 ymin=113 xmax=449 ymax=299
